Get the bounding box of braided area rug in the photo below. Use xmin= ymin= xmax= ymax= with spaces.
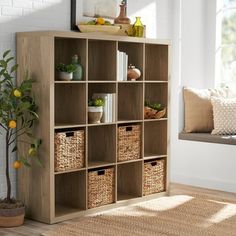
xmin=43 ymin=195 xmax=236 ymax=236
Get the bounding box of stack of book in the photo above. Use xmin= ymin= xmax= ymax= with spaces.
xmin=92 ymin=93 xmax=116 ymax=123
xmin=117 ymin=50 xmax=128 ymax=81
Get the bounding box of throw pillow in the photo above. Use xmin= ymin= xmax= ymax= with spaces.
xmin=211 ymin=97 xmax=236 ymax=135
xmin=183 ymin=87 xmax=232 ymax=133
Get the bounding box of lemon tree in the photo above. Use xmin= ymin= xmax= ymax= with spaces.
xmin=0 ymin=50 xmax=42 ymax=203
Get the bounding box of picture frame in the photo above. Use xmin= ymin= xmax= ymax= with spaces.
xmin=71 ymin=0 xmax=127 ymax=31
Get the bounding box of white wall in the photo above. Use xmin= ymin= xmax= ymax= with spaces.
xmin=0 ymin=0 xmax=172 ymax=197
xmin=0 ymin=0 xmax=70 ymax=198
xmin=171 ymin=0 xmax=236 ymax=193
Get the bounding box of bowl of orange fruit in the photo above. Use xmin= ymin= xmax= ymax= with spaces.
xmin=78 ymin=17 xmax=121 ymax=34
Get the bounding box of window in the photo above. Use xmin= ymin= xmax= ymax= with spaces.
xmin=217 ymin=0 xmax=236 ymax=86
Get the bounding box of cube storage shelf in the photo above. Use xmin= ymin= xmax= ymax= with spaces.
xmin=17 ymin=31 xmax=171 ymax=224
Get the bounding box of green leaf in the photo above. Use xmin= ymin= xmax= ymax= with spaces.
xmin=3 ymin=50 xmax=11 ymax=59
xmin=12 ymin=146 xmax=17 ymax=153
xmin=10 ymin=64 xmax=18 ymax=74
xmin=19 ymin=157 xmax=31 ymax=167
xmin=0 ymin=60 xmax=7 ymax=68
xmin=6 ymin=57 xmax=14 ymax=63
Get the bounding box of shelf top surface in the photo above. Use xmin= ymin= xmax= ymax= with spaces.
xmin=16 ymin=30 xmax=172 ymax=45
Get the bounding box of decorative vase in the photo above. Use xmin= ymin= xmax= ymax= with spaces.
xmin=0 ymin=206 xmax=25 ymax=227
xmin=133 ymin=17 xmax=144 ymax=37
xmin=127 ymin=64 xmax=141 ymax=81
xmin=88 ymin=106 xmax=103 ymax=124
xmin=114 ymin=4 xmax=131 ymax=24
xmin=72 ymin=55 xmax=83 ymax=80
xmin=58 ymin=72 xmax=73 ymax=81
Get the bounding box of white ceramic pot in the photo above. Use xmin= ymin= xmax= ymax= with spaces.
xmin=58 ymin=72 xmax=73 ymax=81
xmin=88 ymin=106 xmax=103 ymax=124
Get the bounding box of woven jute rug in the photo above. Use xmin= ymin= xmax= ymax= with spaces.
xmin=43 ymin=194 xmax=236 ymax=236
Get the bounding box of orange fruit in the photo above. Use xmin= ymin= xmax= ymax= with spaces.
xmin=96 ymin=17 xmax=105 ymax=25
xmin=8 ymin=120 xmax=16 ymax=129
xmin=13 ymin=89 xmax=21 ymax=98
xmin=13 ymin=161 xmax=21 ymax=169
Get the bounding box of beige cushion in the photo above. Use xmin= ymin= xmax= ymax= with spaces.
xmin=211 ymin=97 xmax=236 ymax=135
xmin=183 ymin=87 xmax=232 ymax=133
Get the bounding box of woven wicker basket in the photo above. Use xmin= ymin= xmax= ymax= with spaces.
xmin=88 ymin=167 xmax=115 ymax=209
xmin=118 ymin=125 xmax=141 ymax=162
xmin=54 ymin=130 xmax=85 ymax=172
xmin=143 ymin=159 xmax=166 ymax=196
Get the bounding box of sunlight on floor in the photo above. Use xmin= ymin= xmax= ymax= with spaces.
xmin=105 ymin=195 xmax=193 ymax=217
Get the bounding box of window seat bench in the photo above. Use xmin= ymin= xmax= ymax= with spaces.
xmin=179 ymin=132 xmax=236 ymax=145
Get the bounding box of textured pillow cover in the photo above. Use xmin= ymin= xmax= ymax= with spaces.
xmin=211 ymin=97 xmax=236 ymax=135
xmin=183 ymin=87 xmax=232 ymax=133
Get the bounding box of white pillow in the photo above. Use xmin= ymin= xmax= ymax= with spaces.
xmin=211 ymin=97 xmax=236 ymax=135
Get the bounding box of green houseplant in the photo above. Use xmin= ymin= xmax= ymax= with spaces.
xmin=56 ymin=63 xmax=77 ymax=81
xmin=0 ymin=50 xmax=41 ymax=227
xmin=88 ymin=98 xmax=104 ymax=124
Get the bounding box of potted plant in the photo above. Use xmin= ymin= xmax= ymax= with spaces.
xmin=144 ymin=100 xmax=166 ymax=119
xmin=56 ymin=63 xmax=77 ymax=81
xmin=0 ymin=50 xmax=41 ymax=227
xmin=88 ymin=98 xmax=104 ymax=124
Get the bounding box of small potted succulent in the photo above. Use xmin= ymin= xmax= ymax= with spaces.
xmin=144 ymin=100 xmax=166 ymax=119
xmin=88 ymin=98 xmax=104 ymax=124
xmin=56 ymin=63 xmax=77 ymax=81
xmin=0 ymin=50 xmax=41 ymax=227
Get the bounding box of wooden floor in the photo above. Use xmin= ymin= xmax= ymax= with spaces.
xmin=1 ymin=183 xmax=236 ymax=236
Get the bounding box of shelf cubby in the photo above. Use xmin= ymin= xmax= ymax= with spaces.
xmin=88 ymin=83 xmax=116 ymax=99
xmin=144 ymin=120 xmax=167 ymax=157
xmin=55 ymin=83 xmax=86 ymax=127
xmin=55 ymin=170 xmax=86 ymax=217
xmin=88 ymin=124 xmax=116 ymax=167
xmin=55 ymin=38 xmax=87 ymax=81
xmin=118 ymin=42 xmax=144 ymax=81
xmin=118 ymin=83 xmax=143 ymax=121
xmin=145 ymin=44 xmax=168 ymax=81
xmin=145 ymin=83 xmax=168 ymax=118
xmin=117 ymin=161 xmax=142 ymax=201
xmin=88 ymin=40 xmax=116 ymax=81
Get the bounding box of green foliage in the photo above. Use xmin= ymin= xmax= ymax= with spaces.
xmin=145 ymin=100 xmax=162 ymax=111
xmin=0 ymin=49 xmax=42 ymax=169
xmin=88 ymin=98 xmax=104 ymax=107
xmin=56 ymin=63 xmax=77 ymax=73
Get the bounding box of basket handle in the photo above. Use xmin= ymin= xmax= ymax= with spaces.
xmin=126 ymin=126 xmax=133 ymax=132
xmin=151 ymin=161 xmax=157 ymax=166
xmin=97 ymin=170 xmax=105 ymax=175
xmin=66 ymin=132 xmax=74 ymax=137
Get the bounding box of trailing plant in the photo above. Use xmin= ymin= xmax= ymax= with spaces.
xmin=56 ymin=63 xmax=77 ymax=73
xmin=88 ymin=98 xmax=104 ymax=107
xmin=0 ymin=50 xmax=42 ymax=205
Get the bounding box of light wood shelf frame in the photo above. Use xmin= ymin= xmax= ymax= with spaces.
xmin=17 ymin=31 xmax=171 ymax=224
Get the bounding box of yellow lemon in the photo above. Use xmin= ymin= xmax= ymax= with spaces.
xmin=96 ymin=17 xmax=105 ymax=25
xmin=8 ymin=120 xmax=16 ymax=129
xmin=13 ymin=89 xmax=21 ymax=98
xmin=28 ymin=148 xmax=36 ymax=156
xmin=13 ymin=161 xmax=21 ymax=169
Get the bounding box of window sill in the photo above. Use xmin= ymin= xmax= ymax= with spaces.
xmin=179 ymin=132 xmax=236 ymax=145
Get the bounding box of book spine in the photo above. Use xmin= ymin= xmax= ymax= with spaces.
xmin=119 ymin=51 xmax=123 ymax=81
xmin=123 ymin=53 xmax=128 ymax=81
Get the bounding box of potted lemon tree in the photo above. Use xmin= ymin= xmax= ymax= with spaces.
xmin=0 ymin=50 xmax=41 ymax=227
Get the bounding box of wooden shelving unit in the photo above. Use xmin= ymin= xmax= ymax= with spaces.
xmin=17 ymin=31 xmax=171 ymax=224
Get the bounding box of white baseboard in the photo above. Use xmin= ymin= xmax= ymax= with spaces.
xmin=172 ymin=174 xmax=236 ymax=193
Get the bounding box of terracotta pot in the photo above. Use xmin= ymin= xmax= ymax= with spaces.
xmin=114 ymin=5 xmax=131 ymax=24
xmin=88 ymin=106 xmax=103 ymax=124
xmin=0 ymin=206 xmax=25 ymax=227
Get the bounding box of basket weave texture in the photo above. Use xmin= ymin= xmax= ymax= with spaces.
xmin=143 ymin=159 xmax=166 ymax=196
xmin=54 ymin=131 xmax=85 ymax=172
xmin=88 ymin=168 xmax=115 ymax=209
xmin=118 ymin=125 xmax=141 ymax=162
